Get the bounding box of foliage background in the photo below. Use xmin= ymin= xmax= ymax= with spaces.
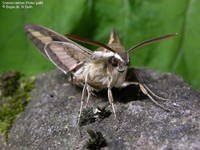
xmin=0 ymin=0 xmax=200 ymax=91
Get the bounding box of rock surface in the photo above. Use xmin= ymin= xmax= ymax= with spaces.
xmin=6 ymin=69 xmax=200 ymax=150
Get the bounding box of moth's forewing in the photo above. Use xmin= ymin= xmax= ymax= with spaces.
xmin=126 ymin=68 xmax=145 ymax=85
xmin=24 ymin=24 xmax=69 ymax=56
xmin=126 ymin=68 xmax=138 ymax=82
xmin=108 ymin=30 xmax=121 ymax=45
xmin=24 ymin=24 xmax=92 ymax=73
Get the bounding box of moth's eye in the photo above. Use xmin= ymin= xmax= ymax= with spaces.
xmin=110 ymin=57 xmax=118 ymax=67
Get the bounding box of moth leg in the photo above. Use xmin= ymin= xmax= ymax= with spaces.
xmin=138 ymin=83 xmax=170 ymax=111
xmin=77 ymin=83 xmax=87 ymax=125
xmin=122 ymin=81 xmax=170 ymax=111
xmin=108 ymin=88 xmax=117 ymax=118
xmin=85 ymin=85 xmax=92 ymax=107
xmin=132 ymin=69 xmax=168 ymax=101
xmin=142 ymin=84 xmax=168 ymax=101
xmin=121 ymin=81 xmax=139 ymax=87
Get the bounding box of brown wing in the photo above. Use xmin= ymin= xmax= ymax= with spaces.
xmin=44 ymin=41 xmax=88 ymax=73
xmin=108 ymin=29 xmax=121 ymax=45
xmin=24 ymin=24 xmax=92 ymax=73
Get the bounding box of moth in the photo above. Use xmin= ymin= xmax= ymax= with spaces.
xmin=24 ymin=24 xmax=176 ymax=123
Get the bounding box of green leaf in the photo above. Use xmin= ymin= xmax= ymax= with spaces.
xmin=0 ymin=0 xmax=200 ymax=90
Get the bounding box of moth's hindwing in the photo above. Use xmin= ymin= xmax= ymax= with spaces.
xmin=24 ymin=24 xmax=92 ymax=73
xmin=45 ymin=41 xmax=89 ymax=73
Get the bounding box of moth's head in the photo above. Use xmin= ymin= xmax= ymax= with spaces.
xmin=108 ymin=54 xmax=129 ymax=72
xmin=101 ymin=30 xmax=128 ymax=73
xmin=107 ymin=44 xmax=129 ymax=73
xmin=92 ymin=46 xmax=129 ymax=73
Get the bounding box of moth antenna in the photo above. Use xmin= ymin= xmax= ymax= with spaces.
xmin=128 ymin=33 xmax=177 ymax=53
xmin=65 ymin=34 xmax=116 ymax=53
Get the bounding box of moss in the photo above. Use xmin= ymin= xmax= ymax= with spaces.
xmin=86 ymin=129 xmax=107 ymax=150
xmin=0 ymin=71 xmax=35 ymax=142
xmin=79 ymin=108 xmax=96 ymax=126
xmin=79 ymin=106 xmax=111 ymax=127
xmin=94 ymin=106 xmax=111 ymax=120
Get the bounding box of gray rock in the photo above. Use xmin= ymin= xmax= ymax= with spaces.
xmin=7 ymin=69 xmax=200 ymax=150
xmin=0 ymin=134 xmax=6 ymax=150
